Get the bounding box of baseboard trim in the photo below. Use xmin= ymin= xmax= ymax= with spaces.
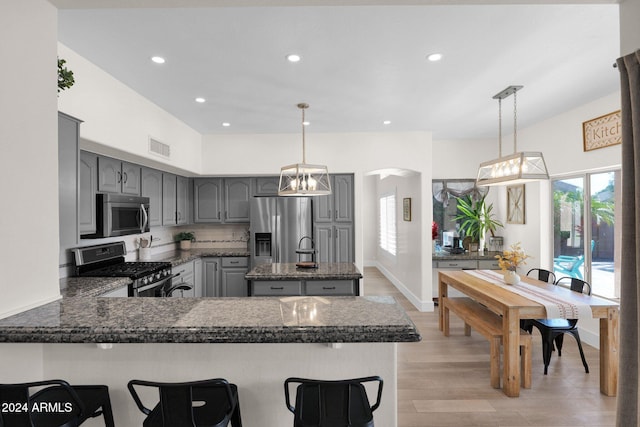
xmin=371 ymin=262 xmax=434 ymax=312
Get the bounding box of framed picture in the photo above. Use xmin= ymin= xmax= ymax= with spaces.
xmin=507 ymin=184 xmax=525 ymax=224
xmin=583 ymin=110 xmax=621 ymax=152
xmin=403 ymin=198 xmax=411 ymax=221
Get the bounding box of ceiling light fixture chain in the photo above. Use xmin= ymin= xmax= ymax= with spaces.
xmin=498 ymin=97 xmax=503 ymax=158
xmin=513 ymin=89 xmax=518 ymax=154
xmin=299 ymin=103 xmax=308 ymax=164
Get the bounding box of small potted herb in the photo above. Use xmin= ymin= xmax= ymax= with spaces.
xmin=175 ymin=231 xmax=195 ymax=250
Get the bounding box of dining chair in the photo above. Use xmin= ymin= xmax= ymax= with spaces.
xmin=526 ymin=268 xmax=557 ymax=284
xmin=127 ymin=378 xmax=242 ymax=427
xmin=284 ymin=376 xmax=383 ymax=427
xmin=529 ymin=276 xmax=591 ymax=375
xmin=0 ymin=380 xmax=114 ymax=427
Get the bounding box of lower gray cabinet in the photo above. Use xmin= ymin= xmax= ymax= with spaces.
xmin=252 ymin=281 xmax=303 ymax=296
xmin=194 ymin=258 xmax=203 ymax=297
xmin=202 ymin=257 xmax=221 ymax=297
xmin=221 ymin=257 xmax=249 ymax=297
xmin=251 ymin=279 xmax=358 ymax=296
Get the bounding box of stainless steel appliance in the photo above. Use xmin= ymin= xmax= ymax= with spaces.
xmin=83 ymin=194 xmax=150 ymax=239
xmin=249 ymin=197 xmax=313 ymax=266
xmin=72 ymin=242 xmax=186 ymax=297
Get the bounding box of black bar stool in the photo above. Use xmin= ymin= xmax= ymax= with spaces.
xmin=127 ymin=378 xmax=242 ymax=426
xmin=284 ymin=376 xmax=383 ymax=427
xmin=0 ymin=379 xmax=114 ymax=427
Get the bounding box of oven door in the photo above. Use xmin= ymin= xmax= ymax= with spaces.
xmin=134 ymin=277 xmax=172 ymax=297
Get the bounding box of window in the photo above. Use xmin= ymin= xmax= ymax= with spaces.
xmin=379 ymin=193 xmax=396 ymax=256
xmin=552 ymin=170 xmax=619 ymax=298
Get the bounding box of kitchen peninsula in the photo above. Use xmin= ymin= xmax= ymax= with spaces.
xmin=0 ymin=280 xmax=418 ymax=426
xmin=246 ymin=262 xmax=362 ymax=296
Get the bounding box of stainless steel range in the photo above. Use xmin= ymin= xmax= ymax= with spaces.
xmin=71 ymin=242 xmax=185 ymax=297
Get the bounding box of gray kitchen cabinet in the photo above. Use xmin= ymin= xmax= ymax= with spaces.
xmin=79 ymin=151 xmax=97 ymax=235
xmin=97 ymin=156 xmax=141 ymax=195
xmin=252 ymin=280 xmax=302 ymax=296
xmin=59 ymin=112 xmax=81 ymax=264
xmin=202 ymin=257 xmax=221 ymax=297
xmin=253 ymin=176 xmax=280 ymax=196
xmin=314 ymin=224 xmax=334 ymax=264
xmin=193 ymin=178 xmax=223 ymax=223
xmin=194 ymin=178 xmax=250 ymax=224
xmin=221 ymin=257 xmax=249 ymax=297
xmin=334 ymin=223 xmax=354 ymax=263
xmin=313 ymin=222 xmax=354 ymax=263
xmin=162 ymin=173 xmax=190 ymax=226
xmin=224 ymin=178 xmax=251 ymax=223
xmin=305 ymin=280 xmax=356 ymax=296
xmin=313 ymin=174 xmax=354 ymax=223
xmin=194 ymin=258 xmax=203 ymax=297
xmin=141 ymin=167 xmax=163 ymax=227
xmin=250 ymin=279 xmax=357 ymax=296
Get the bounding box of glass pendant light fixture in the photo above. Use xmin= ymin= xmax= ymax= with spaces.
xmin=278 ymin=103 xmax=332 ymax=196
xmin=476 ymin=85 xmax=549 ymax=186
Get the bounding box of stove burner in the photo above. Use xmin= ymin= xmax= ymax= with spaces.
xmin=79 ymin=261 xmax=172 ymax=280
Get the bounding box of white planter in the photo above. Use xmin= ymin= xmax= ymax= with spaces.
xmin=503 ymin=270 xmax=521 ymax=285
xmin=179 ymin=240 xmax=192 ymax=250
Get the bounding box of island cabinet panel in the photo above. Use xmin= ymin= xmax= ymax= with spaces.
xmin=252 ymin=281 xmax=303 ymax=296
xmin=141 ymin=167 xmax=163 ymax=227
xmin=223 ymin=178 xmax=251 ymax=223
xmin=193 ymin=178 xmax=223 ymax=223
xmin=306 ymin=280 xmax=356 ymax=296
xmin=79 ymin=151 xmax=97 ymax=235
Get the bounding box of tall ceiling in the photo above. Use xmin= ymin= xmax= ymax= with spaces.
xmin=55 ymin=2 xmax=620 ymax=139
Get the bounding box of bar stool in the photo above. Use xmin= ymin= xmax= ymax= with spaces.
xmin=0 ymin=379 xmax=114 ymax=427
xmin=127 ymin=378 xmax=242 ymax=426
xmin=284 ymin=376 xmax=383 ymax=427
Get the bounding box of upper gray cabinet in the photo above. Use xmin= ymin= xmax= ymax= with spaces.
xmin=141 ymin=167 xmax=163 ymax=227
xmin=313 ymin=174 xmax=354 ymax=223
xmin=97 ymin=156 xmax=141 ymax=195
xmin=224 ymin=178 xmax=251 ymax=222
xmin=194 ymin=178 xmax=251 ymax=223
xmin=79 ymin=151 xmax=98 ymax=235
xmin=163 ymin=173 xmax=191 ymax=226
xmin=253 ymin=176 xmax=280 ymax=196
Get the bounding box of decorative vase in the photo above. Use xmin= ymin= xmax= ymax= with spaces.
xmin=179 ymin=240 xmax=192 ymax=250
xmin=503 ymin=270 xmax=520 ymax=285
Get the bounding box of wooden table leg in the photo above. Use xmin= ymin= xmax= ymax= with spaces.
xmin=502 ymin=307 xmax=520 ymax=397
xmin=599 ymin=307 xmax=619 ymax=396
xmin=438 ymin=272 xmax=448 ymax=332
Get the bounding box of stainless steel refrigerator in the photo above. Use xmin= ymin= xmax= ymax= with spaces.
xmin=250 ymin=197 xmax=313 ymax=266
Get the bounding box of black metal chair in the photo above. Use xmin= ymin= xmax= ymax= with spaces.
xmin=127 ymin=378 xmax=242 ymax=427
xmin=284 ymin=376 xmax=383 ymax=427
xmin=526 ymin=268 xmax=557 ymax=284
xmin=0 ymin=380 xmax=114 ymax=427
xmin=529 ymin=276 xmax=591 ymax=375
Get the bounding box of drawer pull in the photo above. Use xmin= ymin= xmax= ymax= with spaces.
xmin=230 ymin=261 xmax=239 ymax=264
xmin=270 ymin=286 xmax=284 ymax=290
xmin=322 ymin=286 xmax=336 ymax=290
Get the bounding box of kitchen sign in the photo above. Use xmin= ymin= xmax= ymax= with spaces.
xmin=583 ymin=110 xmax=621 ymax=152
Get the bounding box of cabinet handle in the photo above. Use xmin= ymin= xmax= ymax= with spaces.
xmin=322 ymin=286 xmax=336 ymax=290
xmin=230 ymin=261 xmax=239 ymax=264
xmin=335 ymin=210 xmax=338 ymax=219
xmin=117 ymin=171 xmax=122 ymax=183
xmin=218 ymin=211 xmax=221 ymax=220
xmin=270 ymin=286 xmax=284 ymax=290
xmin=123 ymin=172 xmax=128 ymax=183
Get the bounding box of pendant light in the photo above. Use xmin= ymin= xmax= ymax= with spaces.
xmin=476 ymin=86 xmax=549 ymax=186
xmin=278 ymin=103 xmax=332 ymax=196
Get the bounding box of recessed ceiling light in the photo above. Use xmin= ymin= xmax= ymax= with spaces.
xmin=427 ymin=53 xmax=443 ymax=62
xmin=286 ymin=54 xmax=301 ymax=63
xmin=222 ymin=122 xmax=231 ymax=127
xmin=302 ymin=121 xmax=310 ymax=126
xmin=151 ymin=56 xmax=166 ymax=64
xmin=383 ymin=120 xmax=391 ymax=125
xmin=195 ymin=97 xmax=206 ymax=103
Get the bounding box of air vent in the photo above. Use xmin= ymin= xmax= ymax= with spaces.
xmin=149 ymin=137 xmax=171 ymax=158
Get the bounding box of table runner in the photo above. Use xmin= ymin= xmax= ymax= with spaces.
xmin=463 ymin=270 xmax=593 ymax=319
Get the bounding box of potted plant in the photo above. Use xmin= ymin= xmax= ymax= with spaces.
xmin=454 ymin=195 xmax=503 ymax=251
xmin=175 ymin=231 xmax=195 ymax=250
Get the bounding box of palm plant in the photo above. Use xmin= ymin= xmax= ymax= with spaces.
xmin=454 ymin=195 xmax=503 ymax=243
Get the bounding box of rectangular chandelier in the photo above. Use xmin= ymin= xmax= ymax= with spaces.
xmin=476 ymin=151 xmax=549 ymax=186
xmin=278 ymin=163 xmax=332 ymax=196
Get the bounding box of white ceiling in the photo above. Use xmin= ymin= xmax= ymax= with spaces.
xmin=56 ymin=3 xmax=620 ymax=139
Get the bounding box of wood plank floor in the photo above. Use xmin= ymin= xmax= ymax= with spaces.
xmin=362 ymin=267 xmax=617 ymax=427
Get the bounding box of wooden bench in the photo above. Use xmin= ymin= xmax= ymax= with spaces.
xmin=442 ymin=296 xmax=532 ymax=389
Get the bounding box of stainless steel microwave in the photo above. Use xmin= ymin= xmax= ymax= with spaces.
xmin=84 ymin=193 xmax=150 ymax=238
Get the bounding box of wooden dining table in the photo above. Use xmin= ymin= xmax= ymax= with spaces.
xmin=438 ymin=270 xmax=619 ymax=397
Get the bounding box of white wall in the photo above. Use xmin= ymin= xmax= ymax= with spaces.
xmin=0 ymin=0 xmax=61 ymax=318
xmin=56 ymin=43 xmax=203 ymax=175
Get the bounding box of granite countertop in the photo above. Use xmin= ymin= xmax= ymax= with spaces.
xmin=60 ymin=277 xmax=132 ymax=298
xmin=149 ymin=248 xmax=250 ymax=267
xmin=245 ymin=263 xmax=363 ymax=281
xmin=433 ymin=251 xmax=502 ymax=261
xmin=0 ymin=295 xmax=420 ymax=344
